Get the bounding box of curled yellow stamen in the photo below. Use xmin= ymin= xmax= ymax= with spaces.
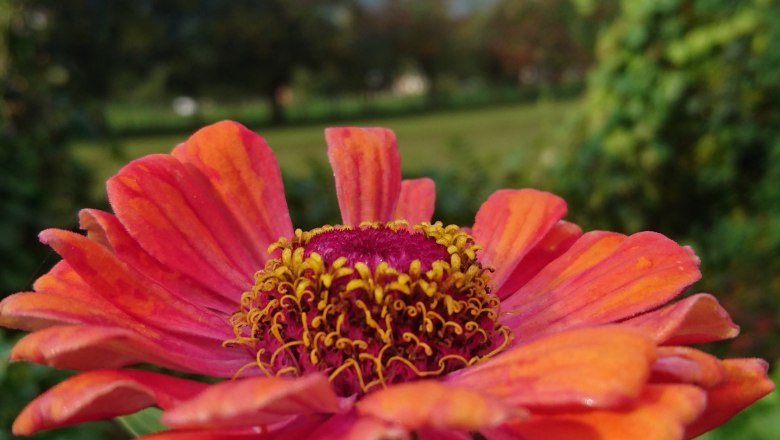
xmin=225 ymin=221 xmax=512 ymax=396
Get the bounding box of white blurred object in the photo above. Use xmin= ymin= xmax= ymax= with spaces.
xmin=393 ymin=72 xmax=428 ymax=96
xmin=172 ymin=96 xmax=199 ymax=117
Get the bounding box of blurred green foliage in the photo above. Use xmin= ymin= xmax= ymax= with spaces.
xmin=0 ymin=2 xmax=114 ymax=437
xmin=0 ymin=0 xmax=94 ymax=294
xmin=555 ymin=0 xmax=780 ymax=359
xmin=0 ymin=0 xmax=606 ymax=128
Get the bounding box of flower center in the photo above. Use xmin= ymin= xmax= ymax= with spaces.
xmin=225 ymin=221 xmax=512 ymax=396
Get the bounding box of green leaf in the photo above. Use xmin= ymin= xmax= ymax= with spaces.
xmin=116 ymin=407 xmax=166 ymax=437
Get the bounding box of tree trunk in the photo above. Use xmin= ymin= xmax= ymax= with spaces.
xmin=269 ymin=91 xmax=286 ymax=126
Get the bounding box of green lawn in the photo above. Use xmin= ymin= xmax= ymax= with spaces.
xmin=74 ymin=99 xmax=580 ymax=197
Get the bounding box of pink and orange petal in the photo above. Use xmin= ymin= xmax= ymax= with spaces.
xmin=501 ymin=231 xmax=701 ymax=338
xmin=162 ymin=375 xmax=343 ymax=430
xmin=394 ymin=178 xmax=436 ymax=224
xmin=498 ymin=384 xmax=707 ymax=440
xmin=358 ymin=380 xmax=524 ymax=432
xmin=622 ymin=293 xmax=740 ymax=345
xmin=686 ymin=358 xmax=775 ymax=438
xmin=171 ymin=121 xmax=293 ymax=255
xmin=448 ymin=326 xmax=656 ymax=410
xmin=326 ymin=127 xmax=402 ymax=225
xmin=472 ymin=188 xmax=567 ymax=295
xmin=13 ymin=370 xmax=209 ymax=436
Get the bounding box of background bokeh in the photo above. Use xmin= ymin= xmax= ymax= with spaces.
xmin=1 ymin=0 xmax=778 ymax=438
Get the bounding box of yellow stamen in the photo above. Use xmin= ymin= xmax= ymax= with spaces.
xmin=225 ymin=221 xmax=512 ymax=396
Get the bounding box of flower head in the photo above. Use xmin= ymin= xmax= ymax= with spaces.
xmin=1 ymin=121 xmax=773 ymax=439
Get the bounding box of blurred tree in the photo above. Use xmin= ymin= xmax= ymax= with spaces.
xmin=0 ymin=1 xmax=114 ymax=438
xmin=161 ymin=0 xmax=352 ymax=124
xmin=557 ymin=0 xmax=780 ymax=358
xmin=0 ymin=0 xmax=95 ymax=295
xmin=326 ymin=2 xmax=399 ymax=94
xmin=316 ymin=0 xmax=476 ymax=102
xmin=18 ymin=0 xmax=154 ymax=134
xmin=0 ymin=0 xmax=616 ymax=128
xmin=5 ymin=1 xmax=358 ymax=125
xmin=378 ymin=0 xmax=460 ymax=106
xmin=484 ymin=0 xmax=617 ymax=85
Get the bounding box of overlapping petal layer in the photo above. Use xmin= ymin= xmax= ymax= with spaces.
xmin=686 ymin=358 xmax=775 ymax=438
xmin=501 ymin=231 xmax=701 ymax=339
xmin=79 ymin=209 xmax=236 ymax=313
xmin=13 ymin=370 xmax=209 ymax=436
xmin=39 ymin=228 xmax=227 ymax=338
xmin=162 ymin=374 xmax=343 ymax=429
xmin=493 ymin=220 xmax=582 ymax=298
xmin=394 ymin=178 xmax=436 ymax=224
xmin=358 ymin=380 xmax=524 ymax=431
xmin=298 ymin=413 xmax=408 ymax=440
xmin=622 ymin=293 xmax=739 ymax=345
xmin=472 ymin=189 xmax=567 ymax=296
xmin=0 ymin=261 xmax=126 ymax=331
xmin=8 ymin=324 xmax=247 ymax=376
xmin=11 ymin=325 xmax=166 ymax=370
xmin=448 ymin=326 xmax=656 ymax=409
xmin=1 ymin=288 xmax=127 ymax=332
xmin=495 ymin=384 xmax=706 ymax=440
xmin=108 ymin=154 xmax=256 ymax=294
xmin=651 ymin=346 xmax=726 ymax=388
xmin=136 ymin=430 xmax=266 ymax=440
xmin=172 ymin=121 xmax=293 ymax=259
xmin=1 ymin=288 xmax=248 ymax=377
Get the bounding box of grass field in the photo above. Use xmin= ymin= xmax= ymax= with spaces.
xmin=74 ymin=98 xmax=580 ymax=197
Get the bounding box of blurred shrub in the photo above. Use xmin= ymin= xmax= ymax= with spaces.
xmin=283 ymin=159 xmax=340 ymax=230
xmin=0 ymin=1 xmax=95 ymax=295
xmin=0 ymin=2 xmax=114 ymax=438
xmin=555 ymin=0 xmax=780 ymax=358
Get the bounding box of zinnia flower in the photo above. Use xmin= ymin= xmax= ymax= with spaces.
xmin=1 ymin=121 xmax=773 ymax=439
